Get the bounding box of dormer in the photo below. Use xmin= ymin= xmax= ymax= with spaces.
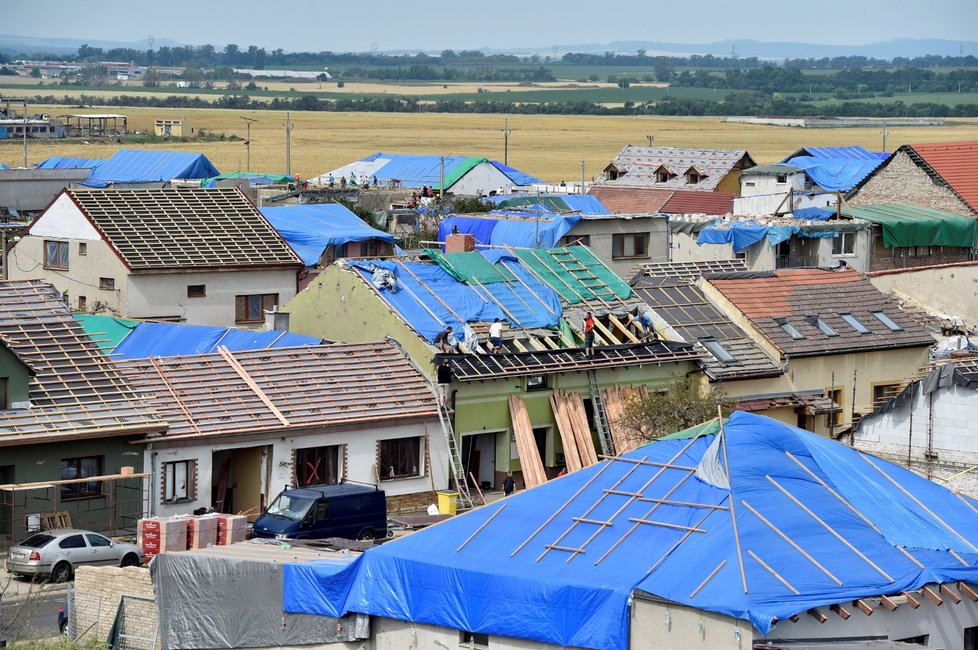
xmin=604 ymin=162 xmax=626 ymax=181
xmin=684 ymin=165 xmax=708 ymax=185
xmin=653 ymin=164 xmax=676 ymax=183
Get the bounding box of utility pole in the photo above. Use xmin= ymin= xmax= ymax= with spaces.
xmin=580 ymin=160 xmax=585 ymax=195
xmin=502 ymin=119 xmax=511 ymax=166
xmin=21 ymin=98 xmax=27 ymax=168
xmin=880 ymin=122 xmax=888 ymax=152
xmin=439 ymin=155 xmax=445 ymax=200
xmin=240 ymin=116 xmax=258 ymax=172
xmin=284 ymin=112 xmax=293 ymax=176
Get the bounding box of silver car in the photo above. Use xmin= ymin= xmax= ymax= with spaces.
xmin=5 ymin=529 xmax=144 ymax=582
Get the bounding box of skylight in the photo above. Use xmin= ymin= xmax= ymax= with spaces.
xmin=703 ymin=340 xmax=737 ymax=364
xmin=807 ymin=315 xmax=838 ymax=337
xmin=840 ymin=313 xmax=870 ymax=334
xmin=774 ymin=318 xmax=805 ymax=340
xmin=872 ymin=311 xmax=903 ymax=331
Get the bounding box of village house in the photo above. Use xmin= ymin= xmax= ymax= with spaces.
xmin=0 ymin=279 xmax=163 ymax=548
xmin=589 ymin=185 xmax=738 ymax=217
xmin=119 ymin=341 xmax=445 ymax=519
xmin=594 ymin=145 xmax=756 ymax=193
xmin=6 ymin=187 xmax=303 ymax=326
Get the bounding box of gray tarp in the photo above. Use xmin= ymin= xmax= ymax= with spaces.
xmin=151 ymin=552 xmax=368 ymax=649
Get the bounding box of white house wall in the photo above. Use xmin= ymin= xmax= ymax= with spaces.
xmin=146 ymin=420 xmax=446 ymax=518
xmin=127 ymin=269 xmax=297 ymax=326
xmin=450 ymin=163 xmax=515 ymax=196
xmin=26 ymin=193 xmax=102 ymax=240
xmin=734 ymin=191 xmax=837 ymax=216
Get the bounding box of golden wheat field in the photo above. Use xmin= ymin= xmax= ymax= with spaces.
xmin=2 ymin=103 xmax=977 ymax=182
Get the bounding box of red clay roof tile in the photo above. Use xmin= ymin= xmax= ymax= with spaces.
xmin=907 ymin=141 xmax=978 ymax=213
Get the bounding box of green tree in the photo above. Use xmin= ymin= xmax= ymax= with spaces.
xmin=619 ymin=374 xmax=728 ymax=441
xmin=142 ymin=69 xmax=161 ymax=87
xmin=29 ymin=67 xmax=41 ymax=78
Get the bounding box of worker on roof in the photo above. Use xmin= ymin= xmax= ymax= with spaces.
xmin=489 ymin=318 xmax=504 ymax=354
xmin=583 ymin=312 xmax=595 ymax=360
xmin=434 ymin=326 xmax=457 ymax=354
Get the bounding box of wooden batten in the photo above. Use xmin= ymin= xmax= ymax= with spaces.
xmin=808 ymin=608 xmax=828 ymax=623
xmin=829 ymin=604 xmax=851 ymax=620
xmin=922 ymin=585 xmax=943 ymax=606
xmin=958 ymin=582 xmax=978 ymax=602
xmin=853 ymin=599 xmax=874 ymax=616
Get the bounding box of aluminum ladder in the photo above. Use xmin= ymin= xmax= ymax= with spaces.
xmin=586 ymin=370 xmax=616 ymax=457
xmin=434 ymin=394 xmax=475 ymax=510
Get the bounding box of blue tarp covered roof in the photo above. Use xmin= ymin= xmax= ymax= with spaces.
xmin=784 ymin=156 xmax=884 ymax=193
xmin=111 ymin=321 xmax=321 ymax=359
xmin=438 ymin=211 xmax=582 ymax=248
xmin=0 ymin=162 xmax=8 ymax=170
xmin=283 ymin=411 xmax=978 ymax=649
xmin=260 ymin=204 xmax=395 ymax=266
xmin=348 ymin=256 xmax=561 ymax=342
xmin=486 ymin=193 xmax=610 ymax=215
xmin=35 ymin=156 xmax=104 ymax=170
xmin=698 ymin=220 xmax=837 ymax=250
xmin=329 ymin=153 xmax=540 ymax=190
xmin=81 ymin=149 xmax=220 ymax=187
xmin=787 ymin=146 xmax=887 ymax=161
xmin=489 ymin=160 xmax=544 ymax=186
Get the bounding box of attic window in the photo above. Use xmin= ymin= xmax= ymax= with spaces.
xmin=873 ymin=311 xmax=903 ymax=331
xmin=807 ymin=315 xmax=838 ymax=337
xmin=685 ymin=167 xmax=706 ymax=184
xmin=774 ymin=317 xmax=805 ymax=340
xmin=655 ymin=168 xmax=671 ymax=183
xmin=703 ymin=340 xmax=737 ymax=364
xmin=840 ymin=313 xmax=870 ymax=334
xmin=775 ymin=174 xmax=788 ymax=184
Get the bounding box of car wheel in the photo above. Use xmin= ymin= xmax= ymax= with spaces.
xmin=357 ymin=529 xmax=376 ymax=541
xmin=60 ymin=619 xmax=69 ymax=638
xmin=120 ymin=553 xmax=139 ymax=568
xmin=51 ymin=562 xmax=73 ymax=583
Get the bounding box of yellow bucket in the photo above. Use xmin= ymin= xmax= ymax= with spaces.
xmin=436 ymin=491 xmax=459 ymax=516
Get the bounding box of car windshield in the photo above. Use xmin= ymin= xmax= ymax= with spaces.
xmin=18 ymin=533 xmax=55 ymax=548
xmin=266 ymin=494 xmax=314 ymax=521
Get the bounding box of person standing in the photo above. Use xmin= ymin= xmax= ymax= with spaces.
xmin=489 ymin=318 xmax=504 ymax=354
xmin=436 ymin=357 xmax=453 ymax=408
xmin=503 ymin=472 xmax=516 ymax=496
xmin=583 ymin=312 xmax=595 ymax=359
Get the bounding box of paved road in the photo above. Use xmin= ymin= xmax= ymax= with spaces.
xmin=0 ymin=590 xmax=63 ymax=642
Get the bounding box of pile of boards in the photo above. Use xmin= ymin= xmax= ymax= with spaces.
xmin=138 ymin=513 xmax=247 ymax=559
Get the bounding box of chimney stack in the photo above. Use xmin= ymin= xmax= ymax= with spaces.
xmin=445 ymin=233 xmax=475 ymax=254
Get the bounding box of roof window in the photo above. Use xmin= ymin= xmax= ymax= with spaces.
xmin=774 ymin=318 xmax=805 ymax=340
xmin=703 ymin=340 xmax=737 ymax=364
xmin=872 ymin=311 xmax=903 ymax=331
xmin=806 ymin=315 xmax=838 ymax=337
xmin=840 ymin=313 xmax=870 ymax=334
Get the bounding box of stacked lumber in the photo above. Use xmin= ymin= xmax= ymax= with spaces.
xmin=508 ymin=395 xmax=547 ymax=488
xmin=551 ymin=391 xmax=599 ymax=471
xmin=602 ymin=385 xmax=649 ymax=454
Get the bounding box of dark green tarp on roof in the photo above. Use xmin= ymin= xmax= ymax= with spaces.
xmin=73 ymin=314 xmax=139 ymax=352
xmin=844 ymin=204 xmax=978 ymax=248
xmin=423 ymin=249 xmax=514 ymax=284
xmin=514 ymin=247 xmax=632 ymax=304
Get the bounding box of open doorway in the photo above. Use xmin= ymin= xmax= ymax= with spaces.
xmin=212 ymin=446 xmax=269 ymax=521
xmin=461 ymin=433 xmax=497 ymax=490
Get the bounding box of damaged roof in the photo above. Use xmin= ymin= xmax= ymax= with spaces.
xmin=595 ymin=145 xmax=755 ymax=192
xmin=63 ymin=187 xmax=302 ymax=270
xmin=901 ymin=141 xmax=978 ymax=214
xmin=704 ymin=268 xmax=935 ymax=357
xmin=588 ymin=185 xmax=737 ymax=215
xmin=119 ymin=341 xmax=438 ymax=439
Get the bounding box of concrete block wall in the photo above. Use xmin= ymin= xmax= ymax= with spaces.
xmin=72 ymin=566 xmax=159 ymax=649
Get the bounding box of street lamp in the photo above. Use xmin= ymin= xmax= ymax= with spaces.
xmin=240 ymin=116 xmax=258 ymax=172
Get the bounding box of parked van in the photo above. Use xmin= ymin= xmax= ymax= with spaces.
xmin=251 ymin=483 xmax=387 ymax=541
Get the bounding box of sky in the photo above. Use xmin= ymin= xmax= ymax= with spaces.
xmin=3 ymin=0 xmax=976 ymax=53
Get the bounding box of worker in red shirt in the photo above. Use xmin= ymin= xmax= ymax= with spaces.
xmin=583 ymin=312 xmax=595 ymax=359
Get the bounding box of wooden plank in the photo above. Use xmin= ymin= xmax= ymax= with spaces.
xmin=922 ymin=585 xmax=943 ymax=606
xmin=608 ymin=313 xmax=641 ymax=343
xmin=689 ymin=560 xmax=726 ymax=599
xmin=880 ymin=595 xmax=899 ymax=611
xmin=958 ymin=582 xmax=978 ymax=602
xmin=566 ymin=391 xmax=598 ymax=466
xmin=509 ymin=395 xmax=546 ymax=488
xmin=904 ymin=591 xmax=921 ymax=609
xmin=940 ymin=583 xmax=962 ymax=604
xmin=853 ymin=599 xmax=874 ymax=616
xmin=808 ymin=609 xmax=828 ymax=623
xmin=551 ymin=392 xmax=583 ymax=473
xmin=829 ymin=604 xmax=851 ymax=620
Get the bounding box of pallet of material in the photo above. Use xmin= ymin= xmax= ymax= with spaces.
xmin=137 ymin=517 xmax=187 ymax=558
xmin=550 ymin=391 xmax=598 ymax=472
xmin=216 ymin=514 xmax=248 ymax=545
xmin=186 ymin=515 xmax=218 ymax=549
xmin=508 ymin=395 xmax=547 ymax=488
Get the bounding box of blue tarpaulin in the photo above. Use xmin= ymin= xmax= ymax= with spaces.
xmin=489 ymin=161 xmax=543 ymax=186
xmin=81 ymin=149 xmax=219 ymax=187
xmin=487 ymin=193 xmax=609 ymax=215
xmin=112 ymin=321 xmax=321 ymax=359
xmin=697 ymin=222 xmax=768 ymax=251
xmin=282 ymin=411 xmax=978 ymax=649
xmin=785 ymin=156 xmax=883 ymax=193
xmin=0 ymin=161 xmax=8 ymax=170
xmin=35 ymin=156 xmax=104 ymax=170
xmin=348 ymin=257 xmax=561 ymax=342
xmin=438 ymin=212 xmax=582 ymax=249
xmin=785 ymin=146 xmax=887 ymax=161
xmin=260 ymin=204 xmax=394 ymax=266
xmin=792 ymin=207 xmax=835 ymax=221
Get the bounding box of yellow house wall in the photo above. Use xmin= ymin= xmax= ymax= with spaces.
xmin=714 ymin=172 xmax=742 ymax=194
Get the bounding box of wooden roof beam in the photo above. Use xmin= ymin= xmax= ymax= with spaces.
xmin=940 ymin=583 xmax=962 ymax=604
xmin=958 ymin=582 xmax=978 ymax=602
xmin=922 ymin=585 xmax=943 ymax=606
xmin=829 ymin=603 xmax=850 ymax=620
xmin=808 ymin=608 xmax=827 ymax=623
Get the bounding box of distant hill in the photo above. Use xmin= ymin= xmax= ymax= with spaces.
xmin=0 ymin=34 xmax=183 ymax=56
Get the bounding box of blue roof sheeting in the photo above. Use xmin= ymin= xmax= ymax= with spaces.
xmin=82 ymin=149 xmax=219 ymax=187
xmin=786 ymin=146 xmax=886 ymax=161
xmin=329 ymin=153 xmax=540 ymax=190
xmin=486 ymin=193 xmax=611 ymax=215
xmin=489 ymin=160 xmax=543 ymax=186
xmin=260 ymin=204 xmax=395 ymax=267
xmin=348 ymin=256 xmax=561 ymax=342
xmin=0 ymin=162 xmax=8 ymax=170
xmin=112 ymin=321 xmax=321 ymax=359
xmin=785 ymin=156 xmax=884 ymax=192
xmin=283 ymin=411 xmax=978 ymax=649
xmin=35 ymin=156 xmax=104 ymax=170
xmin=439 ymin=212 xmax=582 ymax=248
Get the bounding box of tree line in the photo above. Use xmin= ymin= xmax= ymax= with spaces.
xmin=671 ymin=66 xmax=978 ymax=94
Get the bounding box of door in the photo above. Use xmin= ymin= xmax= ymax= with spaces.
xmin=228 ymin=447 xmax=264 ymax=522
xmin=56 ymin=533 xmax=88 ymax=568
xmin=84 ymin=533 xmax=117 ymax=566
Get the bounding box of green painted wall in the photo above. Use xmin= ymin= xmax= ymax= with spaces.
xmin=0 ymin=344 xmax=32 ymax=406
xmin=0 ymin=437 xmax=144 ymax=543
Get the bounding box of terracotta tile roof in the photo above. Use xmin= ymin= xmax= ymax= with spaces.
xmin=904 ymin=141 xmax=978 ymax=214
xmin=588 ymin=186 xmax=736 ymax=215
xmin=66 ymin=187 xmax=303 ymax=270
xmin=705 ymin=268 xmax=935 ymax=357
xmin=119 ymin=341 xmax=438 ymax=439
xmin=594 ymin=146 xmax=755 ymax=191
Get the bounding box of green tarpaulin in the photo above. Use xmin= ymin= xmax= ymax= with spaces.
xmin=514 ymin=247 xmax=633 ymax=304
xmin=844 ymin=204 xmax=978 ymax=248
xmin=438 ymin=157 xmax=486 ymax=191
xmin=424 ymin=249 xmax=514 ymax=284
xmin=657 ymin=417 xmax=726 ymax=442
xmin=73 ymin=314 xmax=139 ymax=352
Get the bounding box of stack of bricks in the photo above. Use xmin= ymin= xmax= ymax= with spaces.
xmin=185 ymin=515 xmax=218 ymax=549
xmin=72 ymin=566 xmax=159 ymax=648
xmin=137 ymin=517 xmax=188 ymax=559
xmin=216 ymin=514 xmax=247 ymax=545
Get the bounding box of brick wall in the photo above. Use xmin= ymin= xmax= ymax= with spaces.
xmin=72 ymin=566 xmax=159 ymax=649
xmin=849 ymin=151 xmax=974 ymax=217
xmin=386 ymin=490 xmax=436 ymax=514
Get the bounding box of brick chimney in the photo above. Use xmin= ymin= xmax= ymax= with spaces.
xmin=445 ymin=233 xmax=475 ymax=253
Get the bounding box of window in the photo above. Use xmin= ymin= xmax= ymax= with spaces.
xmin=379 ymin=437 xmax=422 ymax=480
xmin=774 ymin=317 xmax=805 ymax=340
xmin=873 ymin=383 xmax=900 ymax=405
xmin=162 ymin=460 xmax=196 ymax=502
xmin=60 ymin=456 xmax=103 ymax=500
xmin=85 ymin=533 xmax=111 ymax=548
xmin=294 ymin=446 xmax=342 ymax=487
xmin=362 ymin=240 xmax=381 ymax=257
xmin=807 ymin=315 xmax=838 ymax=337
xmin=99 ymin=277 xmax=115 ymax=291
xmin=655 ymin=169 xmax=670 ymax=183
xmin=187 ymin=285 xmax=206 ymax=298
xmin=775 ymin=173 xmax=788 ymax=184
xmin=58 ymin=534 xmax=86 ymax=550
xmin=840 ymin=313 xmax=869 ymax=334
xmin=44 ymin=240 xmax=69 ymax=269
xmin=745 ymin=181 xmax=756 ymax=187
xmin=526 ymin=375 xmax=549 ymax=391
xmin=77 ymin=296 xmax=87 ymax=311
xmin=78 ymin=242 xmax=87 ymax=256
xmin=235 ymin=293 xmax=278 ymax=323
xmin=832 ymin=232 xmax=855 ymax=256
xmin=557 ymin=234 xmax=590 ymax=247
xmin=459 ymin=631 xmax=489 ymax=648
xmin=612 ymin=233 xmax=649 ymax=259
xmin=703 ymin=340 xmax=737 ymax=364
xmin=872 ymin=311 xmax=903 ymax=331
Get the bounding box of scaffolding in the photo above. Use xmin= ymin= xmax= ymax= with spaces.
xmin=0 ymin=473 xmax=149 ymax=550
